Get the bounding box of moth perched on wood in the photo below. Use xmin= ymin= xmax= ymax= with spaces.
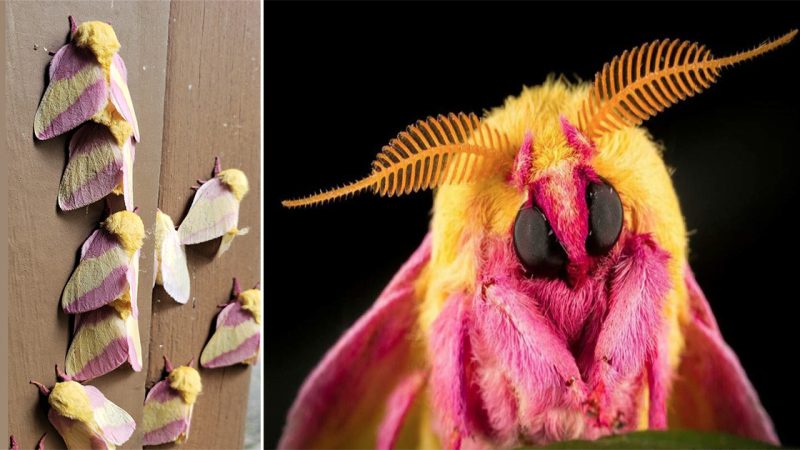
xmin=279 ymin=31 xmax=796 ymax=449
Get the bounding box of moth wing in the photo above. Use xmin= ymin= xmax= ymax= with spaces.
xmin=65 ymin=306 xmax=130 ymax=381
xmin=216 ymin=226 xmax=249 ymax=258
xmin=669 ymin=267 xmax=778 ymax=444
xmin=62 ymin=229 xmax=130 ymax=314
xmin=142 ymin=379 xmax=192 ymax=446
xmin=279 ymin=235 xmax=431 ymax=450
xmin=58 ymin=123 xmax=123 ymax=211
xmin=83 ymin=385 xmax=136 ymax=446
xmin=156 ymin=212 xmax=191 ymax=303
xmin=120 ymin=139 xmax=135 ymax=211
xmin=34 ymin=44 xmax=108 ymax=140
xmin=109 ymin=54 xmax=140 ymax=142
xmin=177 ymin=178 xmax=239 ymax=245
xmin=48 ymin=410 xmax=105 ymax=450
xmin=200 ymin=302 xmax=260 ymax=368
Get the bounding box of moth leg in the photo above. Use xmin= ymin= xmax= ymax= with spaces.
xmin=471 ymin=279 xmax=588 ymax=443
xmin=586 ymin=233 xmax=671 ymax=428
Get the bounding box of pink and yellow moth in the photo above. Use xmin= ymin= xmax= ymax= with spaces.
xmin=200 ymin=278 xmax=261 ymax=368
xmin=154 ymin=209 xmax=191 ymax=304
xmin=142 ymin=356 xmax=203 ymax=446
xmin=33 ymin=16 xmax=139 ymax=211
xmin=30 ymin=367 xmax=136 ymax=450
xmin=9 ymin=434 xmax=46 ymax=450
xmin=62 ymin=209 xmax=144 ymax=380
xmin=178 ymin=157 xmax=250 ymax=258
xmin=279 ymin=31 xmax=797 ymax=449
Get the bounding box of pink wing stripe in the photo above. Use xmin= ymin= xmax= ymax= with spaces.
xmin=218 ymin=302 xmax=252 ymax=328
xmin=71 ymin=336 xmax=129 ymax=382
xmin=145 ymin=379 xmax=178 ymax=403
xmin=49 ymin=44 xmax=95 ymax=82
xmin=143 ymin=419 xmax=189 ymax=446
xmin=82 ymin=229 xmax=120 ymax=260
xmin=60 ymin=161 xmax=122 ymax=211
xmin=377 ymin=371 xmax=426 ymax=450
xmin=37 ymin=78 xmax=107 ymax=140
xmin=202 ymin=334 xmax=260 ymax=369
xmin=63 ymin=266 xmax=128 ymax=314
xmin=80 ymin=229 xmax=101 ymax=259
xmin=278 ymin=234 xmax=432 ymax=450
xmin=191 ymin=178 xmax=230 ymax=205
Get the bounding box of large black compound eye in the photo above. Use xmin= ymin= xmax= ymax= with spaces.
xmin=513 ymin=206 xmax=567 ymax=275
xmin=586 ymin=181 xmax=623 ymax=255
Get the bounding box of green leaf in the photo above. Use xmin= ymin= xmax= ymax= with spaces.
xmin=517 ymin=430 xmax=778 ymax=449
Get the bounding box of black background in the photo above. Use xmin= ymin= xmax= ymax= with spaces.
xmin=265 ymin=2 xmax=800 ymax=447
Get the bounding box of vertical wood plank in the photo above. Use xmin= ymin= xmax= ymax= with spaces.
xmin=6 ymin=1 xmax=171 ymax=448
xmin=147 ymin=1 xmax=261 ymax=448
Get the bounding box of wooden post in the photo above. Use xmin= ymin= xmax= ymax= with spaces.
xmin=5 ymin=1 xmax=261 ymax=448
xmin=148 ymin=1 xmax=261 ymax=449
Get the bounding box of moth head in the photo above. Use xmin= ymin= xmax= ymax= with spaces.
xmin=168 ymin=364 xmax=203 ymax=405
xmin=71 ymin=18 xmax=120 ymax=70
xmin=509 ymin=118 xmax=621 ymax=285
xmin=102 ymin=209 xmax=145 ymax=255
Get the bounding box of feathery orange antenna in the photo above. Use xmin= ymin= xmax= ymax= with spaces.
xmin=281 ymin=113 xmax=516 ymax=208
xmin=578 ymin=29 xmax=797 ymax=139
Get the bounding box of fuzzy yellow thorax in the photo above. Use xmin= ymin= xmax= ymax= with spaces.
xmin=102 ymin=210 xmax=144 ymax=255
xmin=168 ymin=366 xmax=202 ymax=405
xmin=239 ymin=289 xmax=262 ymax=324
xmin=73 ymin=21 xmax=120 ymax=75
xmin=109 ymin=290 xmax=132 ymax=320
xmin=49 ymin=381 xmax=93 ymax=423
xmin=218 ymin=169 xmax=249 ymax=201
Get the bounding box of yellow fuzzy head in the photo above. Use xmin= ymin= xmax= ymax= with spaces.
xmin=239 ymin=288 xmax=262 ymax=324
xmin=102 ymin=210 xmax=145 ymax=255
xmin=218 ymin=169 xmax=249 ymax=201
xmin=168 ymin=366 xmax=202 ymax=405
xmin=49 ymin=381 xmax=93 ymax=423
xmin=73 ymin=21 xmax=120 ymax=72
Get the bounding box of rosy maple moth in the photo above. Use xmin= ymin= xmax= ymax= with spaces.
xmin=178 ymin=157 xmax=250 ymax=257
xmin=9 ymin=434 xmax=46 ymax=450
xmin=62 ymin=209 xmax=143 ymax=380
xmin=154 ymin=209 xmax=191 ymax=304
xmin=142 ymin=356 xmax=202 ymax=446
xmin=33 ymin=16 xmax=139 ymax=211
xmin=30 ymin=367 xmax=135 ymax=450
xmin=279 ymin=31 xmax=797 ymax=449
xmin=200 ymin=278 xmax=261 ymax=368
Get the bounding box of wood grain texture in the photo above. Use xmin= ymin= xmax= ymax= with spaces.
xmin=6 ymin=1 xmax=170 ymax=448
xmin=146 ymin=1 xmax=261 ymax=449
